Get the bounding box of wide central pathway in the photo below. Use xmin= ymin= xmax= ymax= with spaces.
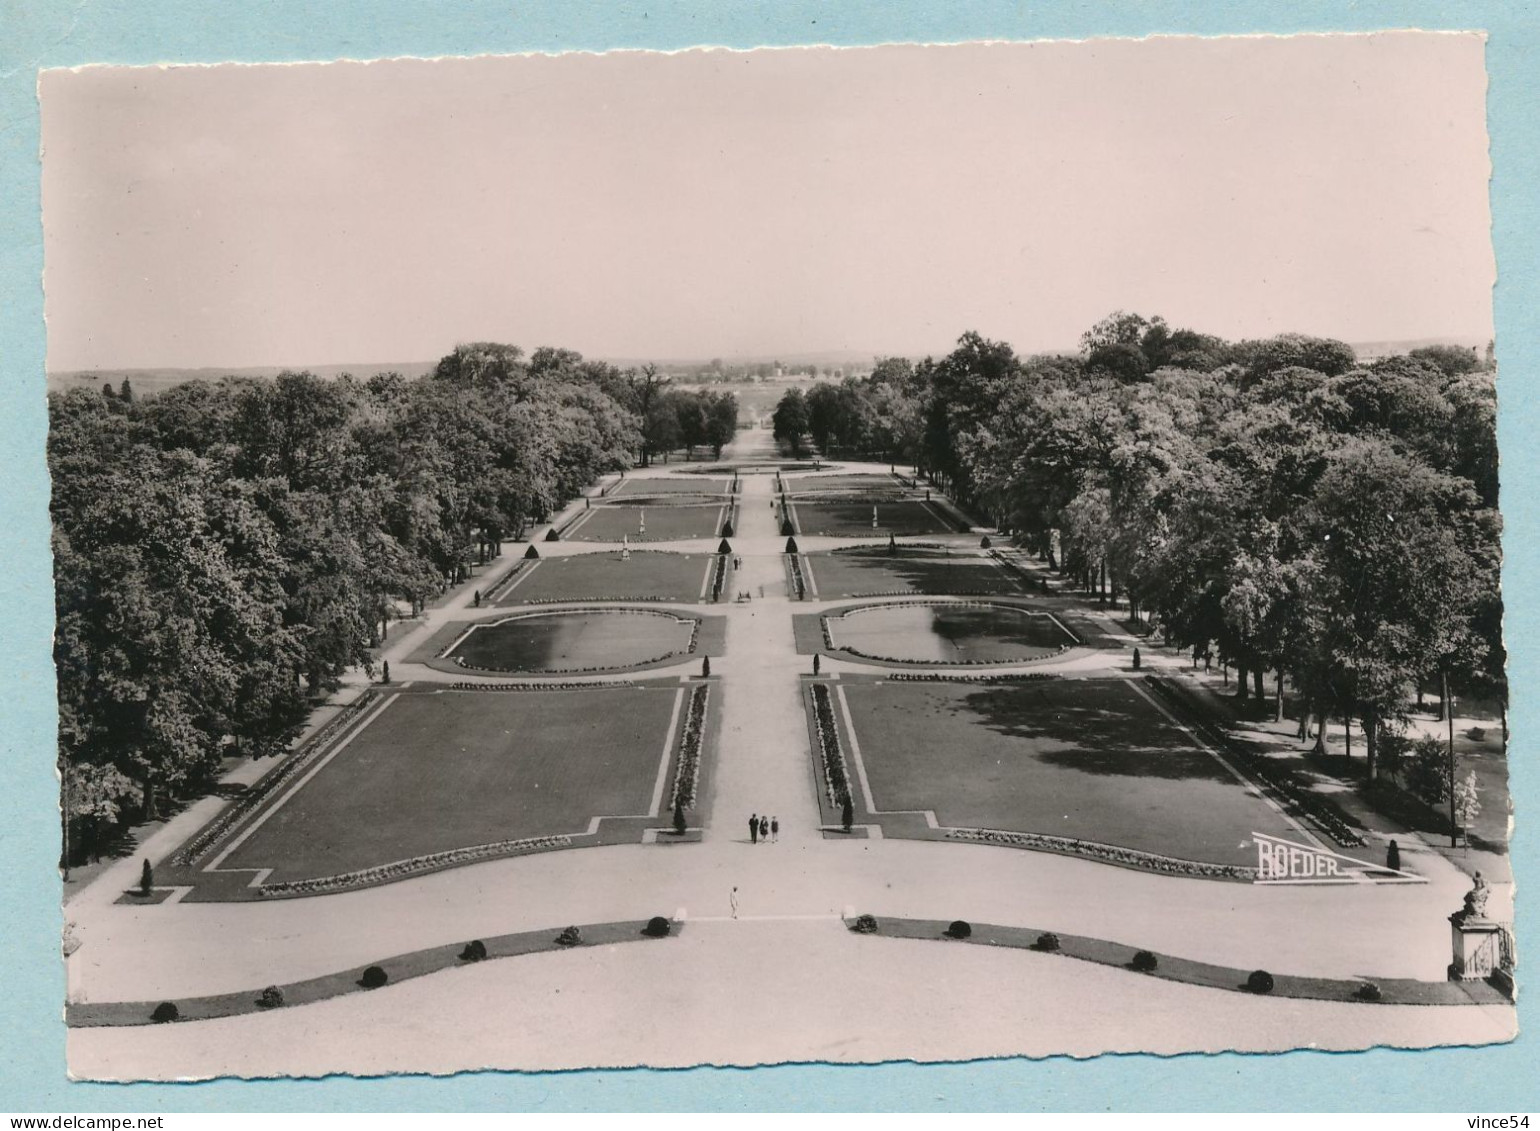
xmin=706 ymin=467 xmax=824 ymax=850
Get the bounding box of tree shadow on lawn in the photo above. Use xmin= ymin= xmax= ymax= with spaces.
xmin=957 ymin=685 xmax=1236 ymax=783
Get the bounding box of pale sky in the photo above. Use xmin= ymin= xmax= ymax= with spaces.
xmin=40 ymin=33 xmax=1494 ymax=372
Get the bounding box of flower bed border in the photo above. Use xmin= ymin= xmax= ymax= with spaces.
xmin=171 ymin=691 xmax=382 ymax=868
xmin=670 ymin=684 xmax=710 ymax=810
xmin=809 ymin=682 xmax=852 ymax=808
xmin=255 ymin=833 xmax=576 ymax=898
xmin=942 ymin=826 xmax=1258 ymax=882
xmin=787 ymin=553 xmax=808 ymax=600
xmin=446 ymin=680 xmax=637 ymax=692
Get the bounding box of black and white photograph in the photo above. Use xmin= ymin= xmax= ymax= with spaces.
xmin=43 ymin=33 xmax=1514 ymax=1078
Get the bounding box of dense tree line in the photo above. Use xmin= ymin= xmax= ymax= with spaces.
xmin=775 ymin=316 xmax=1502 ymax=784
xmin=52 ymin=343 xmax=732 ymax=860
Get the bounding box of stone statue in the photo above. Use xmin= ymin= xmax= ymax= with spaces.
xmin=1459 ymin=871 xmax=1491 ymax=921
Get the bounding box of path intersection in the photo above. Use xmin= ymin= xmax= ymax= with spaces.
xmin=65 ymin=427 xmax=1515 ymax=1078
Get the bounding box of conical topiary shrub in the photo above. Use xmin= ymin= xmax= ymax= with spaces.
xmin=718 ymin=538 xmax=732 ymax=555
xmin=780 ymin=518 xmax=795 ymax=536
xmin=544 ymin=527 xmax=560 ymax=542
xmin=524 ymin=544 xmax=540 ymax=559
xmin=785 ymin=536 xmax=799 ymax=554
xmin=980 ymin=535 xmax=992 ymax=549
xmin=721 ymin=519 xmax=734 ymax=538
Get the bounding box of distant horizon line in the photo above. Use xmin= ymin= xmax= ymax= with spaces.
xmin=47 ymin=332 xmax=1493 ymax=380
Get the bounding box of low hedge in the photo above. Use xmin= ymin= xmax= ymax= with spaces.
xmin=150 ymin=1002 xmax=179 ymax=1024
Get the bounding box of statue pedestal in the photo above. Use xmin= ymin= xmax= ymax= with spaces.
xmin=1448 ymin=914 xmax=1502 ymax=981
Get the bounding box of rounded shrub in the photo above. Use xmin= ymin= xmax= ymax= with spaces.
xmin=1034 ymin=932 xmax=1061 ymax=953
xmin=544 ymin=528 xmax=560 ymax=542
xmin=360 ymin=965 xmax=389 ymax=989
xmin=1131 ymin=950 xmax=1158 ymax=973
xmin=944 ymin=920 xmax=973 ymax=940
xmin=850 ymin=914 xmax=879 ymax=934
xmin=256 ymin=985 xmax=285 ymax=1009
xmin=150 ymin=1001 xmax=179 ymax=1024
xmin=459 ymin=940 xmax=488 ymax=962
xmin=1354 ymin=982 xmax=1383 ymax=1002
xmin=644 ymin=916 xmax=672 ymax=938
xmin=556 ymin=925 xmax=582 ymax=947
xmin=980 ymin=535 xmax=992 ymax=549
xmin=1246 ymin=969 xmax=1275 ymax=995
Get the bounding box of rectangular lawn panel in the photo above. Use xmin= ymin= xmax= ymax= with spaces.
xmin=839 ymin=677 xmax=1302 ymax=867
xmin=566 ymin=504 xmax=726 ymax=542
xmin=220 ymin=686 xmax=680 ymax=884
xmin=792 ymin=499 xmax=957 ymax=536
xmin=805 ymin=548 xmax=1022 ymax=597
xmin=784 ymin=473 xmax=904 ymax=495
xmin=612 ymin=477 xmax=729 ymax=496
xmin=499 ymin=551 xmax=713 ymax=604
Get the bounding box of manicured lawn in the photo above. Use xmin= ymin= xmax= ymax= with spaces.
xmin=804 ymin=547 xmax=1022 ymax=598
xmin=498 ymin=551 xmax=714 ymax=605
xmin=220 ymin=685 xmax=682 ymax=884
xmin=566 ymin=503 xmax=727 ymax=542
xmin=447 ymin=610 xmax=696 ymax=672
xmin=791 ymin=499 xmax=957 ymax=536
xmin=837 ymin=676 xmax=1301 ymax=866
xmin=784 ymin=473 xmax=905 ymax=495
xmin=824 ymin=603 xmax=1072 ymax=663
xmin=612 ymin=477 xmax=730 ymax=496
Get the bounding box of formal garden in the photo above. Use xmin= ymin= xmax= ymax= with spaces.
xmin=802 ymin=546 xmax=1024 ymax=598
xmin=163 ymin=681 xmax=707 ymax=899
xmin=610 ymin=476 xmax=731 ymax=496
xmin=564 ymin=502 xmax=728 ymax=542
xmin=788 ymin=498 xmax=961 ymax=537
xmin=493 ymin=550 xmax=719 ymax=605
xmin=820 ymin=674 xmax=1304 ymax=871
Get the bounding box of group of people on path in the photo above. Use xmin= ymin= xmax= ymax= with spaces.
xmin=748 ymin=812 xmax=779 ymax=844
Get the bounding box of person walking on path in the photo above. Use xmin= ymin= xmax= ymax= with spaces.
xmin=749 ymin=814 xmax=759 ymax=845
xmin=813 ymin=653 xmax=821 ymax=676
xmin=381 ymin=660 xmax=390 ymax=684
xmin=771 ymin=816 xmax=779 ymax=843
xmin=759 ymin=815 xmax=769 ymax=842
xmin=730 ymin=886 xmax=739 ymax=919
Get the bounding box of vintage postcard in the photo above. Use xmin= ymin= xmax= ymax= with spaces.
xmin=44 ymin=34 xmax=1514 ymax=1080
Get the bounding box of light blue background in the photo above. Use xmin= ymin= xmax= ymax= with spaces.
xmin=2 ymin=1 xmax=1534 ymax=1112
